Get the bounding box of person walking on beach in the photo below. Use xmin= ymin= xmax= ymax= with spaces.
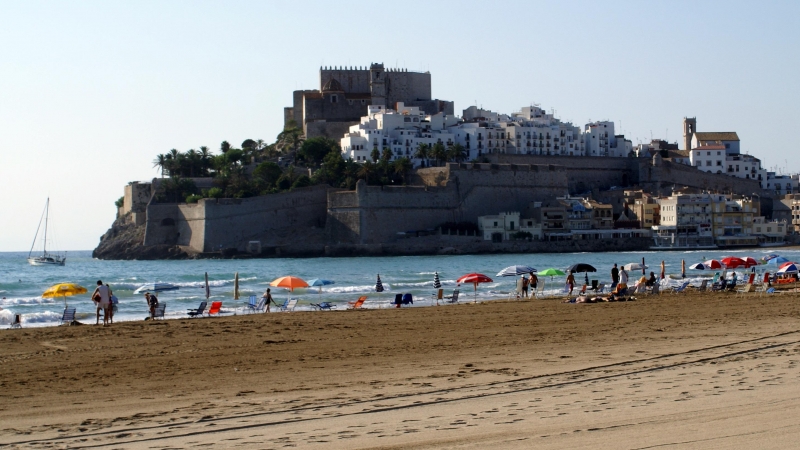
xmin=566 ymin=271 xmax=576 ymax=295
xmin=144 ymin=292 xmax=158 ymax=319
xmin=529 ymin=272 xmax=538 ymax=298
xmin=105 ymin=283 xmax=115 ymax=324
xmin=521 ymin=275 xmax=529 ymax=298
xmin=262 ymin=288 xmax=277 ymax=313
xmin=611 ymin=264 xmax=619 ymax=290
xmin=91 ymin=280 xmax=111 ymax=326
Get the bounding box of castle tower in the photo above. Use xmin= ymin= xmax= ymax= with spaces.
xmin=369 ymin=63 xmax=386 ymax=106
xmin=683 ymin=117 xmax=696 ymax=151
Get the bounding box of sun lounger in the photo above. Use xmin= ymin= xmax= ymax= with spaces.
xmin=206 ymin=301 xmax=223 ymax=317
xmin=246 ymin=296 xmax=266 ymax=313
xmin=278 ymin=298 xmax=298 ymax=312
xmin=187 ymin=301 xmax=207 ymax=318
xmin=60 ymin=307 xmax=76 ymax=326
xmin=695 ymin=279 xmax=708 ymax=292
xmin=310 ymin=301 xmax=336 ymax=310
xmin=10 ymin=314 xmax=21 ymax=329
xmin=444 ymin=289 xmax=460 ymax=303
xmin=152 ymin=303 xmax=166 ymax=320
xmin=348 ymin=296 xmax=367 ymax=309
xmin=647 ymin=281 xmax=661 ymax=295
xmin=736 ymin=284 xmax=756 ymax=295
xmin=670 ymin=281 xmax=690 ymax=294
xmin=534 ymin=281 xmax=546 ymax=298
xmin=432 ymin=288 xmax=444 ymax=304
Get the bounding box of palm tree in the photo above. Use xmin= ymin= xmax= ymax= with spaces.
xmin=357 ymin=161 xmax=376 ymax=183
xmin=414 ymin=143 xmax=430 ymax=167
xmin=393 ymin=157 xmax=413 ymax=184
xmin=370 ymin=148 xmax=380 ymax=163
xmin=152 ymin=154 xmax=168 ymax=177
xmin=199 ymin=146 xmax=212 ymax=176
xmin=447 ymin=143 xmax=468 ymax=163
xmin=276 ymin=127 xmax=304 ymax=159
xmin=381 ymin=147 xmax=393 ymax=162
xmin=430 ymin=142 xmax=447 ymax=166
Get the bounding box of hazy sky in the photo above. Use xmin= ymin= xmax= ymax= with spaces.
xmin=2 ymin=0 xmax=799 ymax=252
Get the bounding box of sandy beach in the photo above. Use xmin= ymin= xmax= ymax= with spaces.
xmin=3 ymin=290 xmax=800 ymax=449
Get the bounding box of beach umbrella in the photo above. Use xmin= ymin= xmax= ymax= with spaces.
xmin=681 ymin=259 xmax=686 ymax=278
xmin=375 ymin=274 xmax=384 ymax=292
xmin=133 ymin=283 xmax=180 ymax=294
xmin=496 ymin=265 xmax=537 ymax=277
xmin=623 ymin=263 xmax=648 ymax=272
xmin=779 ymin=261 xmax=797 ymax=270
xmin=742 ymin=257 xmax=759 ymax=268
xmin=307 ymin=278 xmax=334 ymax=296
xmin=42 ymin=282 xmax=87 ymax=307
xmin=433 ymin=272 xmax=441 ymax=289
xmin=660 ymin=260 xmax=666 ymax=279
xmin=539 ymin=268 xmax=565 ymax=280
xmin=689 ymin=262 xmax=709 ymax=270
xmin=767 ymin=256 xmax=790 ymax=266
xmin=762 ymin=254 xmax=780 ymax=262
xmin=456 ymin=273 xmax=493 ymax=303
xmin=204 ymin=272 xmax=210 ymax=300
xmin=777 ymin=263 xmax=799 ymax=274
xmin=234 ymin=272 xmax=240 ymax=300
xmin=270 ymin=276 xmax=309 ymax=292
xmin=566 ymin=263 xmax=596 ymax=285
xmin=721 ymin=256 xmax=746 ymax=269
xmin=642 ymin=257 xmax=647 ymax=275
xmin=703 ymin=259 xmax=723 ymax=270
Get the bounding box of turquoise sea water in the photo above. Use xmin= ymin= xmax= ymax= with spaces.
xmin=1 ymin=248 xmax=798 ymax=327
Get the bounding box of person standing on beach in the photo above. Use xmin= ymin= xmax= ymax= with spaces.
xmin=611 ymin=264 xmax=619 ymax=290
xmin=90 ymin=280 xmax=111 ymax=326
xmin=521 ymin=275 xmax=529 ymax=298
xmin=144 ymin=292 xmax=158 ymax=319
xmin=529 ymin=272 xmax=538 ymax=298
xmin=566 ymin=271 xmax=576 ymax=295
xmin=619 ymin=267 xmax=629 ymax=291
xmin=262 ymin=288 xmax=276 ymax=313
xmin=105 ymin=283 xmax=115 ymax=324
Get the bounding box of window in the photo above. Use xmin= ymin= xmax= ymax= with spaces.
xmin=717 ymin=161 xmax=722 ymax=166
xmin=706 ymin=160 xmax=712 ymax=166
xmin=717 ymin=151 xmax=721 ymax=155
xmin=331 ymin=95 xmax=337 ymax=103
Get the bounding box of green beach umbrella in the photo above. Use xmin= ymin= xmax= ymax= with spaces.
xmin=538 ymin=268 xmax=565 ymax=277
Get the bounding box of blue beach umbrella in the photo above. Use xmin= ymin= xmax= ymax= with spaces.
xmin=767 ymin=256 xmax=790 ymax=266
xmin=496 ymin=265 xmax=537 ymax=277
xmin=307 ymin=278 xmax=334 ymax=297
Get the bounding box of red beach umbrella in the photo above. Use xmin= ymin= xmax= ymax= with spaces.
xmin=721 ymin=256 xmax=745 ymax=269
xmin=742 ymin=257 xmax=759 ymax=268
xmin=456 ymin=273 xmax=493 ymax=303
xmin=703 ymin=259 xmax=723 ymax=270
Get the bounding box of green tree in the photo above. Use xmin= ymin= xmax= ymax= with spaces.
xmin=220 ymin=141 xmax=231 ymax=154
xmin=430 ymin=142 xmax=447 ymax=166
xmin=392 ymin=157 xmax=413 ymax=184
xmin=446 ymin=143 xmax=468 ymax=163
xmin=381 ymin=147 xmax=393 ymax=162
xmin=253 ymin=161 xmax=283 ymax=190
xmin=357 ymin=161 xmax=377 ymax=183
xmin=298 ymin=137 xmax=339 ymax=166
xmin=414 ymin=143 xmax=430 ymax=167
xmin=370 ymin=148 xmax=380 ymax=163
xmin=152 ymin=154 xmax=168 ymax=177
xmin=291 ymin=175 xmax=312 ymax=189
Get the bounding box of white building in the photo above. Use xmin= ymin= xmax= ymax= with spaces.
xmin=584 ymin=121 xmax=632 ymax=157
xmin=752 ymin=217 xmax=787 ymax=244
xmin=478 ymin=211 xmax=542 ymax=242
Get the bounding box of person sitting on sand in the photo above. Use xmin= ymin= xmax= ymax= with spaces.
xmin=566 ymin=272 xmax=576 ymax=295
xmin=646 ymin=272 xmax=657 ymax=287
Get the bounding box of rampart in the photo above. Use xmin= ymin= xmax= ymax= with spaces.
xmin=325 ymin=163 xmax=569 ymax=244
xmin=144 ymin=185 xmax=331 ymax=254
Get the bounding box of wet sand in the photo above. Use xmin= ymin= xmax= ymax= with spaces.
xmin=2 ymin=290 xmax=800 ymax=449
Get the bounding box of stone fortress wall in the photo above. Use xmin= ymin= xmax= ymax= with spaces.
xmin=120 ymin=154 xmax=774 ymax=258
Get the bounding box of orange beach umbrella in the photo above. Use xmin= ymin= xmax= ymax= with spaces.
xmin=270 ymin=276 xmax=309 ymax=292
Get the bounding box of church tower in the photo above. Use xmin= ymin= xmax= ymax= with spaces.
xmin=369 ymin=63 xmax=386 ymax=106
xmin=683 ymin=117 xmax=696 ymax=151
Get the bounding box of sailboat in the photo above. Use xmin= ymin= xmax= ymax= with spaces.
xmin=28 ymin=198 xmax=66 ymax=266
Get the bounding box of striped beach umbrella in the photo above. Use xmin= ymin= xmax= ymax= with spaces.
xmin=375 ymin=274 xmax=384 ymax=292
xmin=777 ymin=263 xmax=798 ymax=274
xmin=433 ymin=272 xmax=441 ymax=289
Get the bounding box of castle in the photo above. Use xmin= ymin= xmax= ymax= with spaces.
xmin=284 ymin=63 xmax=454 ymax=140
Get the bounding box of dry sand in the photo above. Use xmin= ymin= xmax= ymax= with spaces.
xmin=2 ymin=290 xmax=800 ymax=449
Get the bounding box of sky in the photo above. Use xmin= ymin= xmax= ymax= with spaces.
xmin=1 ymin=0 xmax=799 ymax=252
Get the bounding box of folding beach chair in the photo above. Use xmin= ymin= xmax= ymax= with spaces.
xmin=246 ymin=296 xmax=266 ymax=313
xmin=187 ymin=301 xmax=207 ymax=318
xmin=534 ymin=281 xmax=547 ymax=298
xmin=402 ymin=293 xmax=413 ymax=305
xmin=670 ymin=281 xmax=690 ymax=294
xmin=310 ymin=301 xmax=336 ymax=310
xmin=152 ymin=303 xmax=166 ymax=320
xmin=695 ymin=279 xmax=708 ymax=292
xmin=10 ymin=314 xmax=22 ymax=329
xmin=206 ymin=301 xmax=223 ymax=317
xmin=60 ymin=307 xmax=76 ymax=326
xmin=279 ymin=299 xmax=298 ymax=312
xmin=648 ymin=281 xmax=661 ymax=295
xmin=444 ymin=289 xmax=460 ymax=303
xmin=393 ymin=293 xmax=403 ymax=307
xmin=347 ymin=296 xmax=367 ymax=309
xmin=432 ymin=288 xmax=444 ymax=304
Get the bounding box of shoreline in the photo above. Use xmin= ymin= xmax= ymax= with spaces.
xmin=3 ymin=290 xmax=800 ymax=448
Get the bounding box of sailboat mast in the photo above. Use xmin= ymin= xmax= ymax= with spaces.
xmin=43 ymin=198 xmax=49 ymax=255
xmin=28 ymin=199 xmax=48 ymax=258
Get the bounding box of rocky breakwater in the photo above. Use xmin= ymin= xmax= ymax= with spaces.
xmin=92 ymin=213 xmax=189 ymax=260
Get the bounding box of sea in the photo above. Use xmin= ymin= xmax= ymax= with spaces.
xmin=2 ymin=248 xmax=798 ymax=328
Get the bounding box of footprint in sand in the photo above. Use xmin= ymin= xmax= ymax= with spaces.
xmin=39 ymin=341 xmax=68 ymax=351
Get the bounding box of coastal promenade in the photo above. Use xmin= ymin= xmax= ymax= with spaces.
xmin=3 ymin=290 xmax=800 ymax=448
